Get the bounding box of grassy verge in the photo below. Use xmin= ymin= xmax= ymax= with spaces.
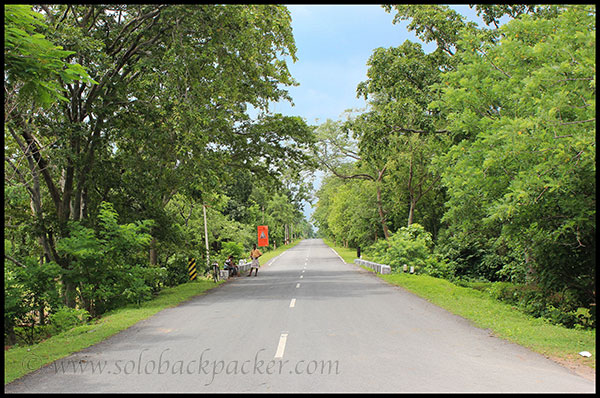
xmin=322 ymin=238 xmax=357 ymax=264
xmin=323 ymin=240 xmax=596 ymax=370
xmin=4 ymin=239 xmax=301 ymax=385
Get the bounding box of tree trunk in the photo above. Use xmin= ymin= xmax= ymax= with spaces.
xmin=407 ymin=152 xmax=415 ymax=227
xmin=63 ymin=281 xmax=77 ymax=308
xmin=6 ymin=327 xmax=17 ymax=346
xmin=39 ymin=304 xmax=45 ymax=325
xmin=149 ymin=238 xmax=158 ymax=265
xmin=376 ymin=183 xmax=390 ymax=239
xmin=408 ymin=199 xmax=416 ymax=226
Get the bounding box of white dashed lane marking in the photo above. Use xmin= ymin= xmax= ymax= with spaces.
xmin=274 ymin=333 xmax=288 ymax=359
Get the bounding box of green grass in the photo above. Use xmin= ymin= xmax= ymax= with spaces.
xmin=4 ymin=240 xmax=302 ymax=385
xmin=323 ymin=240 xmax=596 ymax=370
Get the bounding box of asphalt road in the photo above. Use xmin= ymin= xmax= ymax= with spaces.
xmin=5 ymin=239 xmax=595 ymax=393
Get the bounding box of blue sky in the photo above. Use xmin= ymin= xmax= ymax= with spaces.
xmin=272 ymin=4 xmax=486 ymax=124
xmin=264 ymin=5 xmax=489 ymax=222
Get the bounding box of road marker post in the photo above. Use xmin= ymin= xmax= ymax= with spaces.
xmin=188 ymin=258 xmax=197 ymax=281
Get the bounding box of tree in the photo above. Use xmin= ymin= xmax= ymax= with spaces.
xmin=4 ymin=5 xmax=95 ymax=110
xmin=4 ymin=4 xmax=97 ymax=312
xmin=435 ymin=6 xmax=595 ymax=304
xmin=314 ymin=116 xmax=393 ymax=239
xmin=5 ymin=5 xmax=310 ymax=308
xmin=355 ymin=39 xmax=450 ymax=229
xmin=382 ymin=4 xmax=476 ymax=64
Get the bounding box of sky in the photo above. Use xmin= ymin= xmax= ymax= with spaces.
xmin=272 ymin=4 xmax=486 ymax=123
xmin=263 ymin=5 xmax=490 ymax=222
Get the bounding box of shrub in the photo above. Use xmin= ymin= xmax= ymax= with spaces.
xmin=4 ymin=268 xmax=28 ymax=344
xmin=365 ymin=223 xmax=441 ymax=274
xmin=220 ymin=241 xmax=245 ymax=260
xmin=122 ymin=276 xmax=152 ymax=307
xmin=48 ymin=306 xmax=90 ymax=334
xmin=164 ymin=253 xmax=195 ymax=286
xmin=56 ymin=202 xmax=156 ymax=316
xmin=483 ymin=281 xmax=595 ymax=329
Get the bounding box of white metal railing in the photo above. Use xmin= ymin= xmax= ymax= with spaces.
xmin=353 ymin=259 xmax=392 ymax=274
xmin=237 ymin=259 xmax=252 ymax=273
xmin=218 ymin=259 xmax=252 ymax=278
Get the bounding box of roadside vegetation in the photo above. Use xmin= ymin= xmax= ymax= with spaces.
xmin=313 ymin=5 xmax=595 ymax=340
xmin=4 ymin=2 xmax=595 ymax=386
xmin=5 ymin=4 xmax=316 ymax=356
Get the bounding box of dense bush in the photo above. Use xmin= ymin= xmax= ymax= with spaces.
xmin=56 ymin=202 xmax=157 ymax=316
xmin=48 ymin=306 xmax=90 ymax=334
xmin=365 ymin=224 xmax=451 ymax=276
xmin=4 ymin=259 xmax=62 ymax=345
xmin=483 ymin=281 xmax=596 ymax=329
xmin=164 ymin=253 xmax=194 ymax=287
xmin=220 ymin=241 xmax=246 ymax=260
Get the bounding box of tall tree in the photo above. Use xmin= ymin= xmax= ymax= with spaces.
xmin=355 ymin=40 xmax=450 ymax=228
xmin=5 ymin=5 xmax=311 ymax=307
xmin=314 ymin=117 xmax=392 ymax=239
xmin=4 ymin=4 xmax=95 ymax=270
xmin=436 ymin=5 xmax=595 ymax=301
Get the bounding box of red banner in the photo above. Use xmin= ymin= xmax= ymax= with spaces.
xmin=257 ymin=225 xmax=269 ymax=247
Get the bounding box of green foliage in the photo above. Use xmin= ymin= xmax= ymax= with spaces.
xmin=164 ymin=254 xmax=194 ymax=287
xmin=4 ymin=4 xmax=318 ymax=350
xmin=436 ymin=5 xmax=595 ymax=306
xmin=4 ymin=258 xmax=62 ymax=344
xmin=471 ymin=281 xmax=596 ymax=329
xmin=316 ymin=5 xmax=595 ymax=327
xmin=48 ymin=306 xmax=90 ymax=335
xmin=4 ymin=5 xmax=95 ymax=108
xmin=57 ymin=202 xmax=155 ymax=316
xmin=365 ymin=224 xmax=446 ymax=275
xmin=4 ymin=268 xmax=29 ymax=342
xmin=220 ymin=241 xmax=245 ymax=261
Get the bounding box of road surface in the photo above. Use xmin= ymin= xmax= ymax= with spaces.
xmin=5 ymin=239 xmax=595 ymax=393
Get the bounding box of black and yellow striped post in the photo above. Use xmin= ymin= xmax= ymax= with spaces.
xmin=188 ymin=257 xmax=197 ymax=281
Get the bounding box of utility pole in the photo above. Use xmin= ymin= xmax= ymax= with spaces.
xmin=203 ymin=204 xmax=210 ymax=267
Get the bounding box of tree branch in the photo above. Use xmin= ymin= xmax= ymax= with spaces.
xmin=5 ymin=254 xmax=27 ymax=269
xmin=559 ymin=118 xmax=595 ymax=126
xmin=322 ymin=159 xmax=375 ymax=181
xmin=391 ymin=126 xmax=449 ymax=135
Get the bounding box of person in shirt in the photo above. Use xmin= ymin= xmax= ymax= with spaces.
xmin=248 ymin=244 xmax=262 ymax=276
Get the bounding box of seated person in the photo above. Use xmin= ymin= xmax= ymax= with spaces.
xmin=223 ymin=255 xmax=238 ymax=277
